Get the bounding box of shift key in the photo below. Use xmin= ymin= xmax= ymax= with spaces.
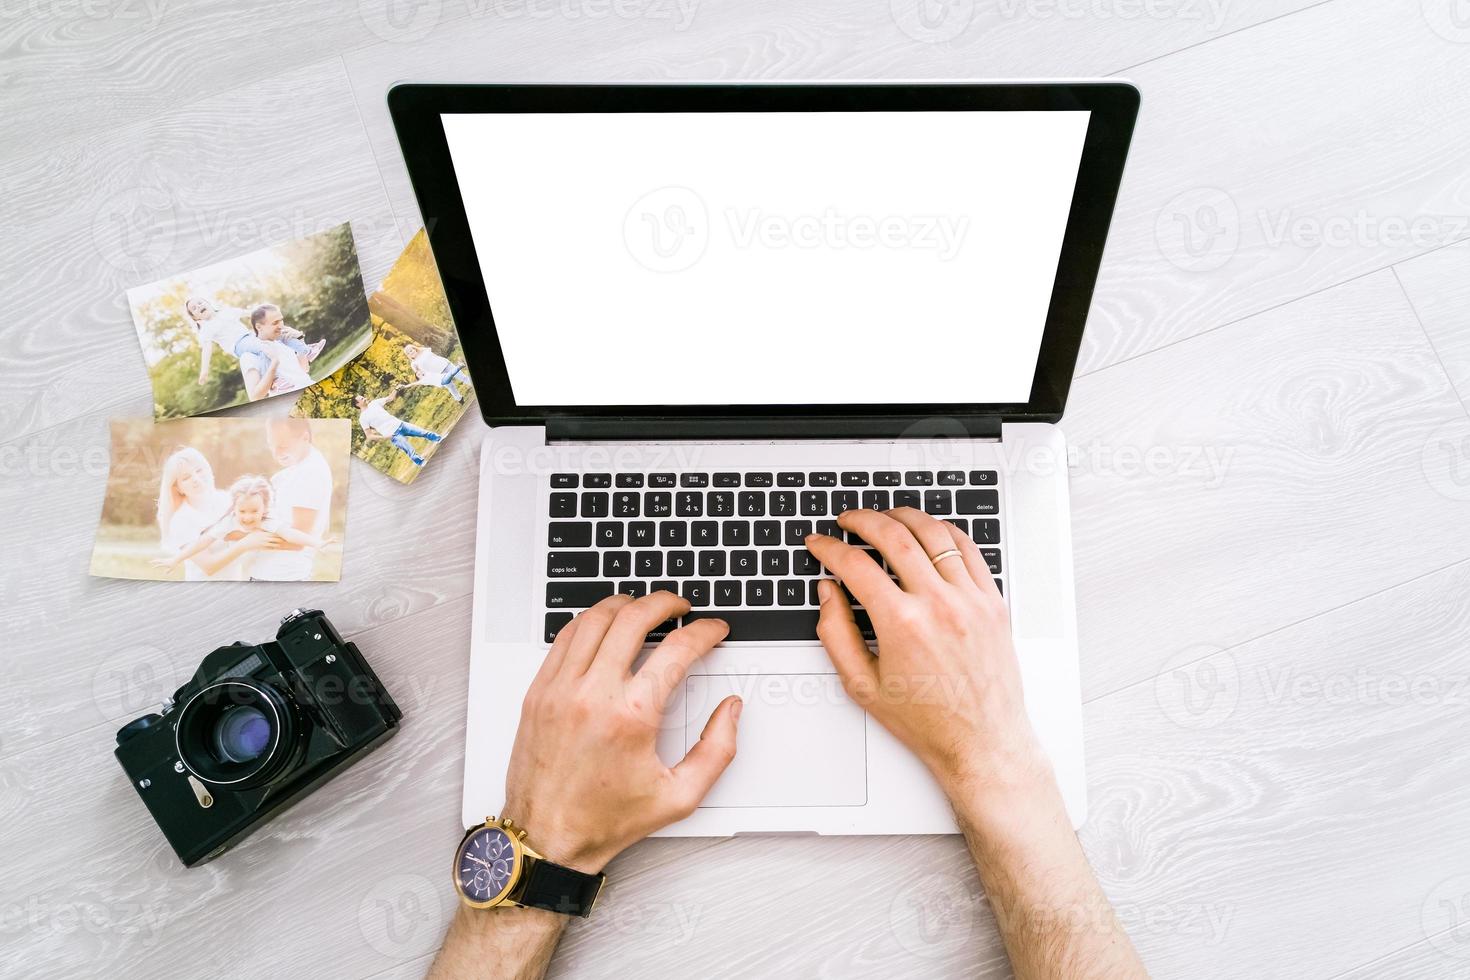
xmin=547 ymin=551 xmax=599 ymax=577
xmin=546 ymin=581 xmax=615 ymax=608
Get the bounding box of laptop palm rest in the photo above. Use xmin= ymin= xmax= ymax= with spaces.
xmin=664 ymin=673 xmax=868 ymax=808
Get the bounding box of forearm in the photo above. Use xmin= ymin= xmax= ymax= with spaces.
xmin=192 ymin=540 xmax=251 ymax=576
xmin=428 ymin=905 xmax=566 ymax=980
xmin=948 ymin=765 xmax=1147 ymax=980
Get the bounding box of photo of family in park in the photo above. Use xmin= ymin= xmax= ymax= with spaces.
xmin=90 ymin=417 xmax=351 ymax=582
xmin=127 ymin=223 xmax=374 ymax=420
xmin=293 ymin=229 xmax=474 ymax=483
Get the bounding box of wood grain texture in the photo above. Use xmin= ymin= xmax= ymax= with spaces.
xmin=5 ymin=0 xmax=1470 ymax=977
xmin=1395 ymin=238 xmax=1470 ymax=409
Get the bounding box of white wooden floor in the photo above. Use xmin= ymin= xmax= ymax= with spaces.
xmin=3 ymin=1 xmax=1469 ymax=977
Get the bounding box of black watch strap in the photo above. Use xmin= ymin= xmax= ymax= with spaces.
xmin=517 ymin=858 xmax=606 ymax=917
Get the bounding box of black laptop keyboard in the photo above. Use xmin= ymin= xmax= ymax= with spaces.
xmin=541 ymin=468 xmax=1003 ymax=644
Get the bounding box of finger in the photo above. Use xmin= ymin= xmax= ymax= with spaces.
xmin=561 ymin=593 xmax=635 ymax=677
xmin=942 ymin=521 xmax=1003 ymax=601
xmin=638 ymin=617 xmax=730 ymax=709
xmin=815 ymin=579 xmax=879 ymax=703
xmin=884 ymin=508 xmax=971 ymax=587
xmin=832 ymin=508 xmax=939 ymax=590
xmin=804 ymin=530 xmax=899 ymax=611
xmin=532 ymin=614 xmax=579 ymax=690
xmin=594 ymin=590 xmax=693 ymax=676
xmin=670 ymin=695 xmax=741 ymax=815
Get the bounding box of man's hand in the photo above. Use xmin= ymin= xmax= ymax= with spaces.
xmin=502 ymin=591 xmax=741 ymax=873
xmin=806 ymin=507 xmax=1049 ymax=797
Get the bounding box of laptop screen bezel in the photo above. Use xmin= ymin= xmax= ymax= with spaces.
xmin=388 ymin=82 xmax=1139 ymax=427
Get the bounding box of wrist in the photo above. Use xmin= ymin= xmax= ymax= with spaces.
xmin=500 ymin=797 xmax=616 ymax=875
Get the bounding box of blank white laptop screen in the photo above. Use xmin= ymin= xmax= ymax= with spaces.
xmin=441 ymin=110 xmax=1090 ymax=407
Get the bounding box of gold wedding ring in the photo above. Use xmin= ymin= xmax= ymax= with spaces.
xmin=929 ymin=549 xmax=962 ymax=566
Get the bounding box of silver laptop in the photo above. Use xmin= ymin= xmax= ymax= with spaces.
xmin=388 ymin=82 xmax=1139 ymax=835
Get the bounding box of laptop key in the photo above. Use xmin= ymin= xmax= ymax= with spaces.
xmin=680 ymin=472 xmax=709 ymax=488
xmin=981 ymin=548 xmax=1002 ymax=574
xmin=615 ymin=473 xmax=644 ymax=488
xmin=648 ymin=473 xmax=676 ymax=488
xmin=617 ymin=581 xmax=647 ymax=598
xmin=549 ymin=492 xmax=577 ymax=517
xmin=738 ymin=491 xmax=766 ymax=516
xmin=809 ymin=472 xmax=837 ymax=487
xmin=800 ymin=491 xmax=827 ymax=516
xmin=973 ymin=520 xmax=1000 ymax=545
xmin=628 ymin=521 xmax=656 ymax=547
xmin=785 ymin=520 xmax=813 ymax=545
xmin=904 ymin=471 xmax=933 ymax=486
xmin=793 ymin=549 xmax=820 ymax=575
xmin=713 ymin=472 xmax=741 ymax=487
xmin=840 ymin=472 xmax=869 ymax=486
xmin=698 ymin=550 xmax=726 ymax=576
xmin=722 ymin=521 xmax=751 ymax=547
xmin=667 ymin=551 xmax=695 ymax=577
xmin=745 ymin=472 xmax=774 ymax=487
xmin=714 ymin=581 xmax=741 ymax=606
xmin=584 ymin=473 xmax=611 ymax=488
xmin=815 ymin=519 xmax=842 ymax=540
xmin=754 ymin=520 xmax=781 ymax=546
xmin=778 ymin=579 xmax=805 ymax=606
xmin=595 ymin=521 xmax=623 ymax=547
xmin=546 ymin=581 xmax=614 ymax=607
xmin=761 ymin=550 xmax=790 ymax=576
xmin=938 ymin=470 xmax=965 ymax=485
xmin=746 ymin=580 xmax=774 ymax=606
xmin=644 ymin=492 xmax=672 ymax=517
xmin=544 ymin=612 xmax=574 ymax=642
xmin=613 ymin=492 xmax=640 ymax=517
xmin=922 ymin=489 xmax=952 ymax=515
xmin=659 ymin=522 xmax=687 ymax=547
xmin=551 ymin=474 xmax=578 ymax=488
xmin=547 ymin=521 xmax=591 ymax=547
xmin=651 ymin=579 xmax=678 ymax=596
xmin=956 ymin=489 xmax=999 ymax=515
xmin=682 ymin=580 xmax=711 ymax=607
xmin=581 ymin=492 xmax=610 ymax=517
xmin=969 ymin=470 xmax=998 ymax=486
xmin=684 ymin=610 xmax=818 ymax=641
xmin=547 ymin=552 xmax=599 ymax=577
xmin=708 ymin=491 xmax=735 ymax=517
xmin=648 ymin=619 xmax=678 ymax=641
xmin=691 ymin=521 xmax=718 ymax=547
xmin=832 ymin=491 xmax=858 ymax=514
xmin=603 ymin=551 xmax=631 ymax=578
xmin=994 ymin=578 xmax=1003 ymax=595
xmin=949 ymin=518 xmax=969 ymax=534
xmin=874 ymin=471 xmax=901 ymax=486
xmin=777 ymin=472 xmax=805 ymax=487
xmin=770 ymin=491 xmax=797 ymax=516
xmin=893 ymin=489 xmax=920 ymax=509
xmin=635 ymin=551 xmax=663 ymax=577
xmin=731 ymin=550 xmax=757 ymax=575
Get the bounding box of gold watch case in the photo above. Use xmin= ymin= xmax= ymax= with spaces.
xmin=452 ymin=815 xmax=544 ymax=910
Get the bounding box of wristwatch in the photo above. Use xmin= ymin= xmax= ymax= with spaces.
xmin=452 ymin=816 xmax=606 ymax=917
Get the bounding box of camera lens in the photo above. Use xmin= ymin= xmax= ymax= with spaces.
xmin=176 ymin=680 xmax=299 ymax=788
xmin=212 ymin=705 xmax=272 ymax=764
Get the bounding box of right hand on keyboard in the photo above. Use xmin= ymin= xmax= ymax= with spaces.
xmin=805 ymin=508 xmax=1050 ymax=799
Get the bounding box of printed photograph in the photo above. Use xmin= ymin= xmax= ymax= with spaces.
xmin=127 ymin=223 xmax=374 ymax=420
xmin=292 ymin=229 xmax=475 ymax=484
xmin=91 ymin=417 xmax=351 ymax=582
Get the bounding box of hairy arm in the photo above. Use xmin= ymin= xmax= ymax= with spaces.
xmin=808 ymin=508 xmax=1147 ymax=980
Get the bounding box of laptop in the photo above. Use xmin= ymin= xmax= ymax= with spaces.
xmin=389 ymin=82 xmax=1138 ymax=835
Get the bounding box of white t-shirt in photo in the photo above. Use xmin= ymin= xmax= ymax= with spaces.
xmin=248 ymin=446 xmax=333 ymax=581
xmin=359 ymin=398 xmax=402 ymax=437
xmin=196 ymin=308 xmax=252 ymax=355
xmin=412 ymin=349 xmax=453 ymax=380
xmin=163 ymin=493 xmax=231 ymax=581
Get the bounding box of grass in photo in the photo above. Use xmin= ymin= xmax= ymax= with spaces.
xmin=127 ymin=223 xmax=373 ymax=420
xmin=91 ymin=417 xmax=351 ymax=582
xmin=293 ymin=229 xmax=475 ymax=484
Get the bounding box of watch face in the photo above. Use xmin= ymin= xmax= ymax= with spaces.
xmin=457 ymin=826 xmax=518 ymax=904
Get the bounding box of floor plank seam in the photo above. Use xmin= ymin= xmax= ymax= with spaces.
xmin=1106 ymin=0 xmax=1343 ymax=77
xmin=1390 ymin=265 xmax=1470 ymax=418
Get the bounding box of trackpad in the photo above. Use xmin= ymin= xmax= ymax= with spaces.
xmin=683 ymin=674 xmax=867 ymax=808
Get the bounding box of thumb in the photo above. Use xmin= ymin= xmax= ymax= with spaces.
xmin=671 ymin=695 xmax=742 ymax=808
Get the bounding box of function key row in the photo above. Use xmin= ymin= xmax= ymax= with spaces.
xmin=550 ymin=470 xmax=999 ymax=490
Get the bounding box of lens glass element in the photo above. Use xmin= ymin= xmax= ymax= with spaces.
xmin=212 ymin=705 xmax=273 ymax=764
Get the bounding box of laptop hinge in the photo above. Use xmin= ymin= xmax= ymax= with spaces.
xmin=545 ymin=415 xmax=1004 ymax=442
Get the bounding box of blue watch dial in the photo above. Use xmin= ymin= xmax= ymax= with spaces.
xmin=458 ymin=827 xmax=517 ymax=903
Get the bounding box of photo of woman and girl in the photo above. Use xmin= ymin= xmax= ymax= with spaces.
xmin=90 ymin=418 xmax=350 ymax=583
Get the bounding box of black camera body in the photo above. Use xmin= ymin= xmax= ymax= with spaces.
xmin=115 ymin=609 xmax=403 ymax=867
